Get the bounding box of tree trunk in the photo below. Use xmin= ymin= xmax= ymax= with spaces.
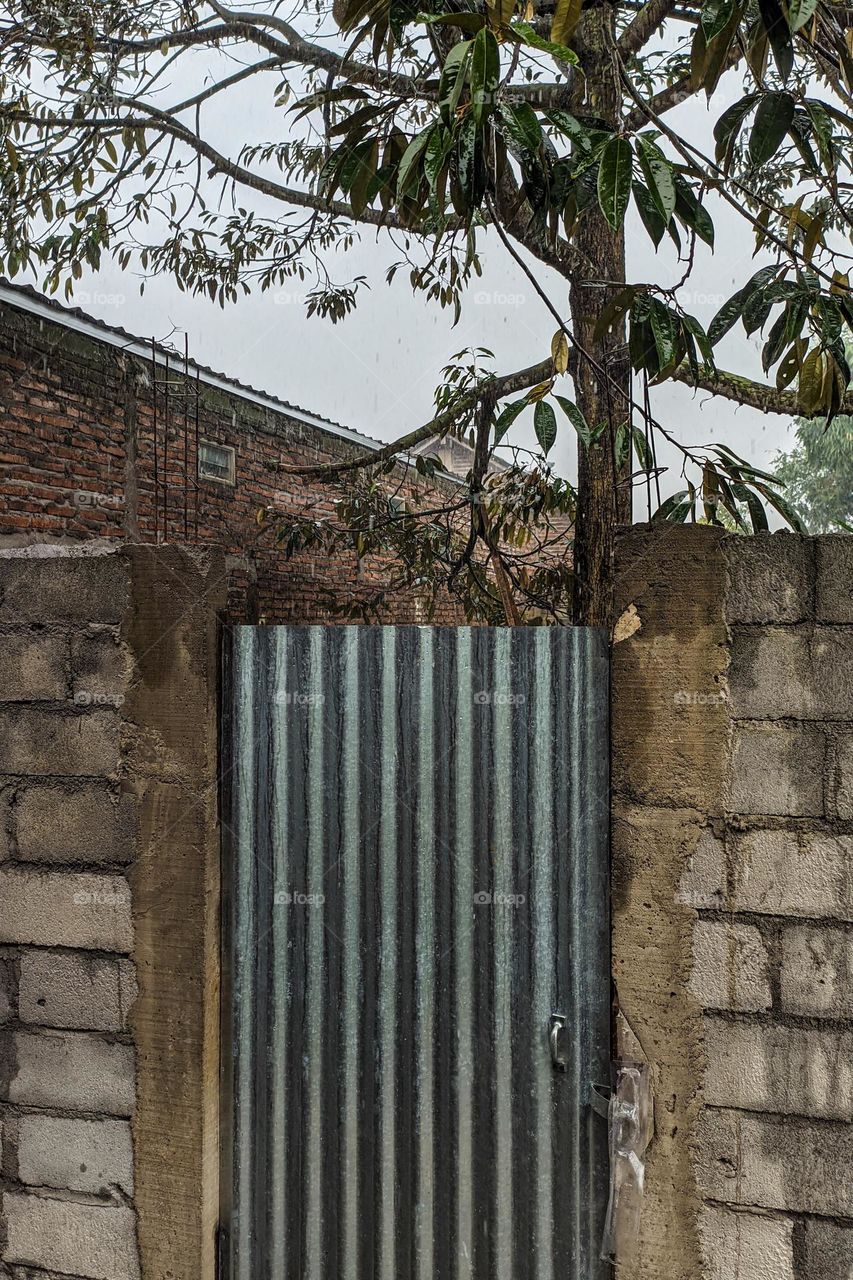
xmin=569 ymin=1 xmax=633 ymax=627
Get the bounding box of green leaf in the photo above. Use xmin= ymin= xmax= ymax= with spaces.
xmin=673 ymin=175 xmax=715 ymax=246
xmin=632 ymin=425 xmax=654 ymax=471
xmin=471 ymin=28 xmax=500 ymax=127
xmin=713 ymin=94 xmax=758 ymax=165
xmin=786 ymin=0 xmax=818 ymax=32
xmin=596 ymin=136 xmax=633 ymax=231
xmin=614 ymin=421 xmax=631 ymax=469
xmin=509 ymin=21 xmax=579 ymax=63
xmin=494 ymin=398 xmax=526 ymax=443
xmin=758 ymin=0 xmax=794 ymax=81
xmin=439 ymin=40 xmax=472 ymax=126
xmin=496 ymin=101 xmax=542 ymax=162
xmin=544 ymin=110 xmax=592 ymax=152
xmin=636 ymin=137 xmax=676 ymax=225
xmin=653 ymin=489 xmax=691 ymax=522
xmin=396 ymin=128 xmax=432 ymax=197
xmin=633 ymin=181 xmax=666 ymax=247
xmin=554 ymin=395 xmax=592 ymax=446
xmin=421 ymin=11 xmax=487 ymax=30
xmin=749 ymin=91 xmax=795 ymax=165
xmin=701 ymin=0 xmax=735 ymax=41
xmin=551 ymin=0 xmax=583 ymax=45
xmin=534 ymin=400 xmax=558 ymax=454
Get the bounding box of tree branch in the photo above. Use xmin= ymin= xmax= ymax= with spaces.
xmin=618 ymin=0 xmax=680 ymax=56
xmin=278 ymin=358 xmax=554 ymax=477
xmin=673 ymin=362 xmax=853 ymax=416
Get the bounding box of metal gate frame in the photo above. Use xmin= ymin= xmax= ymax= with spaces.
xmin=220 ymin=624 xmax=611 ymax=1280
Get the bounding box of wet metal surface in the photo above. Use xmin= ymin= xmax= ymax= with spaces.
xmin=222 ymin=625 xmax=610 ymax=1280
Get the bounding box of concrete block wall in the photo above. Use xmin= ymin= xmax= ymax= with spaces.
xmin=613 ymin=527 xmax=853 ymax=1280
xmin=0 ymin=543 xmax=225 ymax=1280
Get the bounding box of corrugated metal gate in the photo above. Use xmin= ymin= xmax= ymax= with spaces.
xmin=221 ymin=625 xmax=610 ymax=1280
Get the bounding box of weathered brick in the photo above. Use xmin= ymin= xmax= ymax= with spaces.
xmin=71 ymin=631 xmax=131 ymax=707
xmin=704 ymin=1016 xmax=853 ymax=1120
xmin=803 ymin=1219 xmax=853 ymax=1280
xmin=0 ymin=708 xmax=119 ymax=776
xmin=3 ymin=1190 xmax=140 ymax=1280
xmin=730 ymin=829 xmax=853 ymax=920
xmin=676 ymin=828 xmax=726 ymax=910
xmin=724 ymin=535 xmax=812 ymax=624
xmin=699 ymin=1204 xmax=794 ymax=1280
xmin=14 ymin=782 xmax=135 ymax=865
xmin=0 ymin=868 xmax=132 ymax=951
xmin=697 ymin=1107 xmax=853 ymax=1216
xmin=815 ymin=534 xmax=853 ymax=623
xmin=689 ymin=920 xmax=771 ymax=1012
xmin=3 ymin=1029 xmax=135 ymax=1115
xmin=0 ymin=632 xmax=67 ymax=702
xmin=17 ymin=1114 xmax=133 ymax=1196
xmin=780 ymin=923 xmax=853 ymax=1016
xmin=0 ymin=553 xmax=130 ymax=623
xmin=730 ymin=724 xmax=825 ymax=816
xmin=19 ymin=949 xmax=136 ymax=1030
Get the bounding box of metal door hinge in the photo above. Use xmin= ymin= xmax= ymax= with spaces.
xmin=549 ymin=1012 xmax=569 ymax=1071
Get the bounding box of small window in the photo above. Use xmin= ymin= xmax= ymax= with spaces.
xmin=198 ymin=440 xmax=236 ymax=486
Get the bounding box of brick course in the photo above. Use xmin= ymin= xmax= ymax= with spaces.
xmin=0 ymin=292 xmax=465 ymax=624
xmin=615 ymin=528 xmax=853 ymax=1280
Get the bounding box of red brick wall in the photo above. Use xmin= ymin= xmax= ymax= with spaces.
xmin=0 ymin=300 xmax=463 ymax=623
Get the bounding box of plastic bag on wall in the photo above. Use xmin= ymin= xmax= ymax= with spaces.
xmin=601 ymin=1061 xmax=654 ymax=1264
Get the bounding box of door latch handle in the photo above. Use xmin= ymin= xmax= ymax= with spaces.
xmin=549 ymin=1013 xmax=569 ymax=1071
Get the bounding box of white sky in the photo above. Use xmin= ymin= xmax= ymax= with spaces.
xmin=27 ymin=37 xmax=799 ymax=511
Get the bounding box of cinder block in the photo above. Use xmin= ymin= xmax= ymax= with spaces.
xmin=730 ymin=725 xmax=825 ymax=816
xmin=700 ymin=1204 xmax=794 ymax=1280
xmin=729 ymin=627 xmax=813 ymax=720
xmin=17 ymin=1114 xmax=133 ymax=1196
xmin=697 ymin=1107 xmax=853 ymax=1216
xmin=0 ymin=708 xmax=119 ymax=776
xmin=0 ymin=868 xmax=132 ymax=951
xmin=3 ymin=1190 xmax=140 ymax=1280
xmin=833 ymin=733 xmax=853 ymax=819
xmin=0 ymin=553 xmax=130 ymax=624
xmin=0 ymin=632 xmax=67 ymax=702
xmin=730 ymin=627 xmax=853 ymax=721
xmin=3 ymin=1029 xmax=135 ymax=1115
xmin=725 ymin=535 xmax=812 ymax=624
xmin=816 ymin=535 xmax=853 ymax=623
xmin=803 ymin=1219 xmax=853 ymax=1280
xmin=19 ymin=949 xmax=136 ymax=1030
xmin=676 ymin=828 xmax=726 ymax=910
xmin=71 ymin=631 xmax=132 ymax=708
xmin=15 ymin=783 xmax=135 ymax=865
xmin=704 ymin=1016 xmax=853 ymax=1121
xmin=730 ymin=829 xmax=853 ymax=920
xmin=781 ymin=924 xmax=853 ymax=1017
xmin=689 ymin=920 xmax=771 ymax=1012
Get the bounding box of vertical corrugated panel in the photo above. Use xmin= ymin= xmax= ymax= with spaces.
xmin=224 ymin=625 xmax=610 ymax=1280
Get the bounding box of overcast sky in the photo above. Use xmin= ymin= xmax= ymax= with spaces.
xmin=30 ymin=39 xmax=798 ymax=509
